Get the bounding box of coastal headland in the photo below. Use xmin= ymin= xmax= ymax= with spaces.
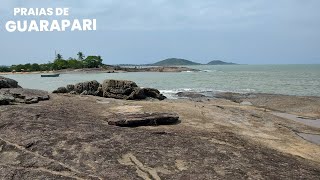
xmin=0 ymin=76 xmax=320 ymax=179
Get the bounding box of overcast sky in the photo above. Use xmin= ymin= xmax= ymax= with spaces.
xmin=0 ymin=0 xmax=319 ymax=65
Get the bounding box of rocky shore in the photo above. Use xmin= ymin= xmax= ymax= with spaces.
xmin=0 ymin=76 xmax=320 ymax=179
xmin=0 ymin=76 xmax=50 ymax=105
xmin=52 ymin=79 xmax=166 ymax=101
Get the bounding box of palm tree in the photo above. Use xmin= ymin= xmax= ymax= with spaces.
xmin=77 ymin=52 xmax=85 ymax=60
xmin=56 ymin=53 xmax=63 ymax=60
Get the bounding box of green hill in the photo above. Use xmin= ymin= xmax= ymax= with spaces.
xmin=207 ymin=60 xmax=236 ymax=65
xmin=152 ymin=58 xmax=201 ymax=66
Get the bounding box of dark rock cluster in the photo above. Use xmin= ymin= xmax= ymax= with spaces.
xmin=0 ymin=76 xmax=21 ymax=89
xmin=102 ymin=80 xmax=166 ymax=100
xmin=53 ymin=80 xmax=101 ymax=96
xmin=53 ymin=79 xmax=166 ymax=100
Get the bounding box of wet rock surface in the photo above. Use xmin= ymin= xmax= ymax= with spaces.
xmin=0 ymin=88 xmax=49 ymax=105
xmin=215 ymin=92 xmax=257 ymax=103
xmin=108 ymin=112 xmax=179 ymax=127
xmin=176 ymin=92 xmax=206 ymax=99
xmin=216 ymin=92 xmax=320 ymax=119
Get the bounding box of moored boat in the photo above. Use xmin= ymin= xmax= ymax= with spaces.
xmin=41 ymin=74 xmax=60 ymax=77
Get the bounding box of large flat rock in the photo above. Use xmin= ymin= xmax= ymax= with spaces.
xmin=0 ymin=88 xmax=49 ymax=105
xmin=108 ymin=112 xmax=179 ymax=127
xmin=0 ymin=94 xmax=319 ymax=179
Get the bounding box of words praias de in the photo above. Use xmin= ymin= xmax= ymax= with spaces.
xmin=5 ymin=8 xmax=97 ymax=32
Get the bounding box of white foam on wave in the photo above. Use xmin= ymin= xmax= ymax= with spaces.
xmin=213 ymin=88 xmax=256 ymax=93
xmin=240 ymin=88 xmax=256 ymax=92
xmin=160 ymin=88 xmax=213 ymax=99
xmin=201 ymin=70 xmax=214 ymax=72
xmin=160 ymin=88 xmax=257 ymax=99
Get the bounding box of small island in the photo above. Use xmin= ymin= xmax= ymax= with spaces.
xmin=118 ymin=58 xmax=237 ymax=66
xmin=151 ymin=58 xmax=201 ymax=66
xmin=150 ymin=58 xmax=236 ymax=66
xmin=207 ymin=60 xmax=236 ymax=65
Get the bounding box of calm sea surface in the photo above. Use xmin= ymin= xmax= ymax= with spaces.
xmin=3 ymin=65 xmax=320 ymax=98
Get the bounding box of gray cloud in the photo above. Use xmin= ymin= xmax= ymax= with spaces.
xmin=0 ymin=0 xmax=319 ymax=64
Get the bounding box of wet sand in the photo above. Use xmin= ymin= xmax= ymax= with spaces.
xmin=271 ymin=112 xmax=320 ymax=128
xmin=298 ymin=133 xmax=320 ymax=145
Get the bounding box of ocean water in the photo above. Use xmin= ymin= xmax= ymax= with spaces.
xmin=3 ymin=64 xmax=320 ymax=98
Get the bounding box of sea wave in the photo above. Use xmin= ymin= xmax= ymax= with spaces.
xmin=181 ymin=71 xmax=194 ymax=73
xmin=160 ymin=88 xmax=256 ymax=99
xmin=201 ymin=70 xmax=216 ymax=72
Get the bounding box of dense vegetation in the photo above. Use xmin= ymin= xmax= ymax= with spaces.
xmin=0 ymin=52 xmax=103 ymax=72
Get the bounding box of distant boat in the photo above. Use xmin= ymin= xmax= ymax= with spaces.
xmin=41 ymin=74 xmax=60 ymax=77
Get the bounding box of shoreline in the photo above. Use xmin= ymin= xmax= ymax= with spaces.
xmin=0 ymin=66 xmax=199 ymax=75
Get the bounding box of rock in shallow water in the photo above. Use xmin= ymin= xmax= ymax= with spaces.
xmin=102 ymin=80 xmax=166 ymax=100
xmin=102 ymin=79 xmax=137 ymax=98
xmin=108 ymin=112 xmax=179 ymax=127
xmin=144 ymin=88 xmax=166 ymax=100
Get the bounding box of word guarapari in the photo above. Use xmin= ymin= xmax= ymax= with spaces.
xmin=5 ymin=8 xmax=97 ymax=32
